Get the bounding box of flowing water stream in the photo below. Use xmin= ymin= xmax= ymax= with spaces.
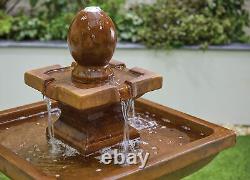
xmin=44 ymin=96 xmax=54 ymax=139
xmin=121 ymin=99 xmax=134 ymax=157
xmin=43 ymin=93 xmax=159 ymax=162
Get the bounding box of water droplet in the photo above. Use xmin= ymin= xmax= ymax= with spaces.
xmin=161 ymin=126 xmax=166 ymax=129
xmin=152 ymin=147 xmax=157 ymax=150
xmin=55 ymin=174 xmax=60 ymax=178
xmin=6 ymin=127 xmax=9 ymax=130
xmin=181 ymin=126 xmax=191 ymax=131
xmin=36 ymin=122 xmax=40 ymax=125
xmin=19 ymin=143 xmax=25 ymax=148
xmin=34 ymin=145 xmax=40 ymax=152
xmin=161 ymin=118 xmax=171 ymax=123
xmin=19 ymin=116 xmax=26 ymax=120
xmin=81 ymin=16 xmax=87 ymax=21
xmin=96 ymin=168 xmax=102 ymax=172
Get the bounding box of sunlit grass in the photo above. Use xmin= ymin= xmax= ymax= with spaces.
xmin=184 ymin=136 xmax=250 ymax=180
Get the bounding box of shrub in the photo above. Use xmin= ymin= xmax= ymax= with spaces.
xmin=10 ymin=15 xmax=46 ymax=40
xmin=0 ymin=11 xmax=12 ymax=37
xmin=42 ymin=13 xmax=74 ymax=40
xmin=116 ymin=12 xmax=143 ymax=42
xmin=0 ymin=0 xmax=125 ymax=41
xmin=134 ymin=0 xmax=250 ymax=48
xmin=0 ymin=0 xmax=249 ymax=48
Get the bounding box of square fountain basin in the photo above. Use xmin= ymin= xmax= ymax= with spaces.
xmin=0 ymin=99 xmax=235 ymax=180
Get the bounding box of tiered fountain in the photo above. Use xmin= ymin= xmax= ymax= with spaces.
xmin=0 ymin=7 xmax=235 ymax=180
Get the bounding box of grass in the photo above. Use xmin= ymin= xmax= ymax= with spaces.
xmin=184 ymin=136 xmax=250 ymax=180
xmin=0 ymin=136 xmax=249 ymax=180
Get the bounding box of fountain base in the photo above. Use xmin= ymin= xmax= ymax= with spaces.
xmin=0 ymin=99 xmax=235 ymax=179
xmin=50 ymin=103 xmax=139 ymax=155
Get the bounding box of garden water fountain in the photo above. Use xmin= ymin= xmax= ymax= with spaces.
xmin=0 ymin=7 xmax=235 ymax=180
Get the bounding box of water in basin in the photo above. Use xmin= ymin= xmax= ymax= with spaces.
xmin=0 ymin=101 xmax=206 ymax=179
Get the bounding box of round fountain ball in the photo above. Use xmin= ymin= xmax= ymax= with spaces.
xmin=67 ymin=6 xmax=117 ymax=67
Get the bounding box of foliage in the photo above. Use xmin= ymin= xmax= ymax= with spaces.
xmin=134 ymin=0 xmax=250 ymax=48
xmin=9 ymin=15 xmax=46 ymax=40
xmin=0 ymin=0 xmax=249 ymax=48
xmin=0 ymin=10 xmax=12 ymax=36
xmin=39 ymin=0 xmax=80 ymax=19
xmin=116 ymin=12 xmax=143 ymax=42
xmin=42 ymin=13 xmax=74 ymax=40
xmin=0 ymin=0 xmax=125 ymax=41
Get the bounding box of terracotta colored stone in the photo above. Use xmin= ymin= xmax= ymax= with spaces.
xmin=24 ymin=60 xmax=163 ymax=111
xmin=67 ymin=7 xmax=117 ymax=83
xmin=0 ymin=99 xmax=236 ymax=179
xmin=68 ymin=6 xmax=117 ymax=67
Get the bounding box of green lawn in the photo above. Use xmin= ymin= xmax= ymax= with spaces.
xmin=184 ymin=136 xmax=250 ymax=180
xmin=0 ymin=136 xmax=249 ymax=180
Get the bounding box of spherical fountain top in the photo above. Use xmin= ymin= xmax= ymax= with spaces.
xmin=67 ymin=6 xmax=117 ymax=67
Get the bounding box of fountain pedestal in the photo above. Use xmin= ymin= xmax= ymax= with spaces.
xmin=53 ymin=103 xmax=139 ymax=155
xmin=24 ymin=7 xmax=162 ymax=155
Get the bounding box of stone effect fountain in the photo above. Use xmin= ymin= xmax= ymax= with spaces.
xmin=25 ymin=7 xmax=162 ymax=155
xmin=0 ymin=7 xmax=236 ymax=180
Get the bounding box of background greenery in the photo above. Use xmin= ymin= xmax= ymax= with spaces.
xmin=0 ymin=0 xmax=249 ymax=48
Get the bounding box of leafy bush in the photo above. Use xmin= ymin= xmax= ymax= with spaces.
xmin=0 ymin=0 xmax=125 ymax=41
xmin=42 ymin=13 xmax=74 ymax=40
xmin=0 ymin=0 xmax=249 ymax=48
xmin=9 ymin=15 xmax=46 ymax=40
xmin=116 ymin=12 xmax=143 ymax=42
xmin=134 ymin=0 xmax=250 ymax=48
xmin=0 ymin=11 xmax=12 ymax=37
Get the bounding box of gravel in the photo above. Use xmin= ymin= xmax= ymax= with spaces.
xmin=223 ymin=124 xmax=250 ymax=136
